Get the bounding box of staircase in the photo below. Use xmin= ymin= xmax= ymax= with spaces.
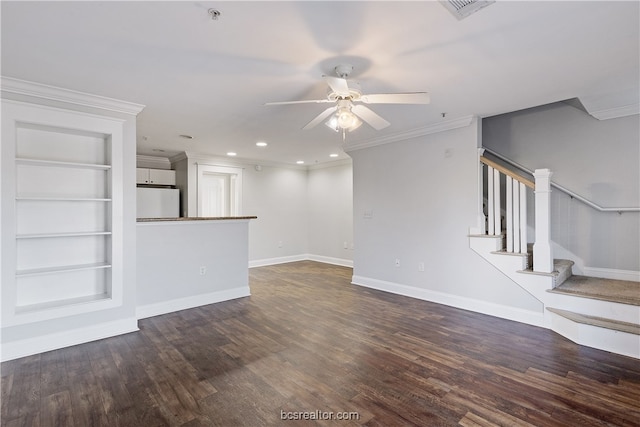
xmin=469 ymin=150 xmax=640 ymax=359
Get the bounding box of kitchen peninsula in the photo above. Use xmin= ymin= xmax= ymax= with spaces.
xmin=136 ymin=216 xmax=256 ymax=319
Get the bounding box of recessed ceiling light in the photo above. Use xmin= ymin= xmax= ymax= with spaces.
xmin=227 ymin=152 xmax=237 ymax=156
xmin=329 ymin=153 xmax=339 ymax=158
xmin=296 ymin=160 xmax=304 ymax=164
xmin=179 ymin=134 xmax=194 ymax=140
xmin=256 ymin=141 xmax=267 ymax=147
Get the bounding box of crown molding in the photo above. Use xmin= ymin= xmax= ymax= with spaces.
xmin=343 ymin=115 xmax=475 ymax=153
xmin=588 ymin=103 xmax=640 ymax=120
xmin=136 ymin=155 xmax=172 ymax=170
xmin=1 ymin=76 xmax=145 ymax=116
xmin=169 ymin=150 xmax=348 ymax=171
xmin=307 ymin=158 xmax=352 ymax=170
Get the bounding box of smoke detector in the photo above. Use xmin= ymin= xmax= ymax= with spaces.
xmin=441 ymin=0 xmax=495 ymax=20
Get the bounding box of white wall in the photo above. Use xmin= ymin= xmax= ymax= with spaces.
xmin=349 ymin=119 xmax=543 ymax=320
xmin=307 ymin=161 xmax=353 ymax=266
xmin=243 ymin=164 xmax=309 ymax=264
xmin=136 ymin=220 xmax=251 ymax=319
xmin=483 ymin=102 xmax=640 ymax=273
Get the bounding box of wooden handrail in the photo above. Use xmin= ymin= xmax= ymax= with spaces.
xmin=480 ymin=156 xmax=534 ymax=189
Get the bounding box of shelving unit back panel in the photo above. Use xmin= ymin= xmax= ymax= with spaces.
xmin=16 ymin=201 xmax=109 ymax=235
xmin=17 ymin=165 xmax=109 ymax=199
xmin=16 ymin=269 xmax=109 ymax=307
xmin=17 ymin=235 xmax=109 ymax=271
xmin=16 ymin=125 xmax=108 ymax=165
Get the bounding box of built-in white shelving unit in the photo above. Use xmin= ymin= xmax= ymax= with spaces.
xmin=0 ymin=92 xmax=139 ymax=329
xmin=1 ymin=77 xmax=144 ymax=361
xmin=13 ymin=122 xmax=114 ymax=316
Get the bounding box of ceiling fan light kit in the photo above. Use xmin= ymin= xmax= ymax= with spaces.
xmin=265 ymin=64 xmax=430 ymax=138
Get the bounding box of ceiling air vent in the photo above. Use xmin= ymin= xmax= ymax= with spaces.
xmin=441 ymin=0 xmax=495 ymax=20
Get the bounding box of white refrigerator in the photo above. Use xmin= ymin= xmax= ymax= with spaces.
xmin=136 ymin=188 xmax=180 ymax=218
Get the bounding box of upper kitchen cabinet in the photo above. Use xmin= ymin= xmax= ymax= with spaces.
xmin=136 ymin=168 xmax=176 ymax=186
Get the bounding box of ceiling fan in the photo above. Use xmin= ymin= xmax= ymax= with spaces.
xmin=265 ymin=64 xmax=430 ymax=137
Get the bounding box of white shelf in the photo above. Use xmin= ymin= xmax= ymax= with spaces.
xmin=16 ymin=231 xmax=111 ymax=239
xmin=15 ymin=293 xmax=111 ymax=315
xmin=16 ymin=158 xmax=111 ymax=170
xmin=16 ymin=196 xmax=112 ymax=202
xmin=16 ymin=262 xmax=112 ymax=277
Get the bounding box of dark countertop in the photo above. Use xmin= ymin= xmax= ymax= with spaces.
xmin=137 ymin=216 xmax=257 ymax=222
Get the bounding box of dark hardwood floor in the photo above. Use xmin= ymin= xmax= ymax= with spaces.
xmin=2 ymin=261 xmax=640 ymax=426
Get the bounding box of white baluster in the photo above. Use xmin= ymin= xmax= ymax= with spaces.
xmin=520 ymin=182 xmax=527 ymax=254
xmin=512 ymin=182 xmax=520 ymax=252
xmin=533 ymin=169 xmax=553 ymax=272
xmin=506 ymin=176 xmax=513 ymax=252
xmin=493 ymin=169 xmax=501 ymax=236
xmin=487 ymin=166 xmax=495 ymax=235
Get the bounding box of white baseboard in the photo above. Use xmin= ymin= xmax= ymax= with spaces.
xmin=582 ymin=267 xmax=640 ymax=282
xmin=1 ymin=317 xmax=139 ymax=362
xmin=307 ymin=254 xmax=353 ymax=268
xmin=136 ymin=287 xmax=251 ymax=320
xmin=249 ymin=255 xmax=308 ymax=268
xmin=250 ymin=254 xmax=353 ymax=268
xmin=351 ymin=275 xmax=545 ymax=328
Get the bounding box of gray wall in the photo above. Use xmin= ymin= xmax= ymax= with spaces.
xmin=483 ymin=102 xmax=640 ymax=271
xmin=307 ymin=162 xmax=353 ymax=264
xmin=350 ymin=119 xmax=542 ymax=315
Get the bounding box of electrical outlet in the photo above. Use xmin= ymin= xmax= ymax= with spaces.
xmin=278 ymin=241 xmax=283 ymax=248
xmin=200 ymin=266 xmax=207 ymax=275
xmin=395 ymin=259 xmax=400 ymax=267
xmin=418 ymin=262 xmax=425 ymax=272
xmin=343 ymin=241 xmax=348 ymax=249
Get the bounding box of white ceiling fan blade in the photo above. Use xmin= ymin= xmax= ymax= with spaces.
xmin=303 ymin=106 xmax=337 ymax=130
xmin=264 ymin=99 xmax=332 ymax=106
xmin=323 ymin=76 xmax=350 ymax=97
xmin=360 ymin=92 xmax=430 ymax=104
xmin=352 ymin=105 xmax=390 ymax=130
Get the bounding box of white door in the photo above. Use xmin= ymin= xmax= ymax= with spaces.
xmin=197 ymin=164 xmax=242 ymax=217
xmin=200 ymin=172 xmax=229 ymax=217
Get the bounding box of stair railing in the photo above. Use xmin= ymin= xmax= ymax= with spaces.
xmin=477 ymin=148 xmax=554 ymax=273
xmin=483 ymin=147 xmax=640 ymax=212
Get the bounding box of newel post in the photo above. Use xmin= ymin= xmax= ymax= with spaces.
xmin=475 ymin=148 xmax=486 ymax=234
xmin=533 ymin=169 xmax=553 ymax=273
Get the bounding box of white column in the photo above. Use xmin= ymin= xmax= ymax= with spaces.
xmin=533 ymin=169 xmax=553 ymax=273
xmin=475 ymin=148 xmax=486 ymax=234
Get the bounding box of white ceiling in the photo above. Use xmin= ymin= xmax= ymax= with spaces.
xmin=2 ymin=1 xmax=638 ymax=166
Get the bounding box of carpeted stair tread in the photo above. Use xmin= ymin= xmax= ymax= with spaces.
xmin=547 ymin=307 xmax=640 ymax=335
xmin=517 ymin=259 xmax=574 ymax=286
xmin=548 ymin=275 xmax=640 ymax=306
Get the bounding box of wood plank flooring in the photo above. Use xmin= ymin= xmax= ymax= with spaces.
xmin=2 ymin=261 xmax=640 ymax=426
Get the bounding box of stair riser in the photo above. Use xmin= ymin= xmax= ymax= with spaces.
xmin=549 ymin=313 xmax=640 ymax=359
xmin=546 ymin=293 xmax=640 ymax=325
